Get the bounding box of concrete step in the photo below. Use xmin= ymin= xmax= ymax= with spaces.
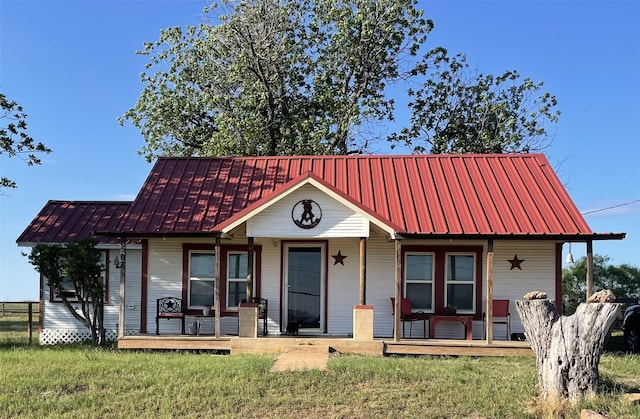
xmin=270 ymin=345 xmax=332 ymax=372
xmin=283 ymin=344 xmax=331 ymax=354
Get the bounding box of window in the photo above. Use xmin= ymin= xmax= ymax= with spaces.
xmin=405 ymin=253 xmax=434 ymax=311
xmin=188 ymin=252 xmax=215 ymax=308
xmin=54 ymin=276 xmax=79 ymax=300
xmin=182 ymin=243 xmax=262 ymax=313
xmin=227 ymin=253 xmax=247 ymax=309
xmin=402 ymin=246 xmax=482 ymax=316
xmin=445 ymin=254 xmax=476 ymax=313
xmin=51 ymin=252 xmax=108 ymax=303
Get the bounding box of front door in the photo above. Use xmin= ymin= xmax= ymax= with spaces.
xmin=284 ymin=243 xmax=325 ymax=333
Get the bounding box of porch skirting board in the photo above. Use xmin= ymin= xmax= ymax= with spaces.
xmin=117 ymin=335 xmax=532 ymax=357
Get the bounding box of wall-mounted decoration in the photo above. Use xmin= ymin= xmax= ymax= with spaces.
xmin=508 ymin=254 xmax=525 ymax=270
xmin=292 ymin=199 xmax=322 ymax=229
xmin=332 ymin=250 xmax=347 ymax=265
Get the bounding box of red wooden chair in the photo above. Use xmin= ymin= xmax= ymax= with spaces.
xmin=482 ymin=299 xmax=511 ymax=340
xmin=390 ymin=297 xmax=427 ymax=338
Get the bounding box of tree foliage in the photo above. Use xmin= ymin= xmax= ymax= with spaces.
xmin=562 ymin=254 xmax=640 ymax=314
xmin=122 ymin=1 xmax=560 ymax=158
xmin=120 ymin=0 xmax=431 ymax=160
xmin=389 ymin=50 xmax=559 ymax=153
xmin=0 ymin=91 xmax=51 ymax=189
xmin=27 ymin=238 xmax=106 ymax=346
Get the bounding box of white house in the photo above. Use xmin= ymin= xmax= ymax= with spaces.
xmin=17 ymin=154 xmax=625 ymax=347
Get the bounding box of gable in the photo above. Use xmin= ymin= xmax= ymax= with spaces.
xmin=247 ymin=183 xmax=370 ymax=238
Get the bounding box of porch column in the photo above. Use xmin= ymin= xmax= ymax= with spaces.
xmin=485 ymin=239 xmax=494 ymax=344
xmin=117 ymin=238 xmax=126 ymax=339
xmin=246 ymin=237 xmax=254 ymax=300
xmin=586 ymin=240 xmax=594 ymax=299
xmin=214 ymin=236 xmax=221 ymax=338
xmin=393 ymin=239 xmax=401 ymax=342
xmin=359 ymin=237 xmax=367 ymax=305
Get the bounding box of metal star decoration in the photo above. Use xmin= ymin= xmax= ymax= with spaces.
xmin=332 ymin=250 xmax=347 ymax=265
xmin=508 ymin=254 xmax=525 ymax=270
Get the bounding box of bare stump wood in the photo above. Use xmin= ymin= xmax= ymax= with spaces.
xmin=515 ymin=300 xmax=621 ymax=401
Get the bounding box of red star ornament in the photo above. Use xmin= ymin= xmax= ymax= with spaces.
xmin=332 ymin=250 xmax=347 ymax=265
xmin=508 ymin=254 xmax=525 ymax=270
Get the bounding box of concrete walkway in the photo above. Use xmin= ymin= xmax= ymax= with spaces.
xmin=270 ymin=345 xmax=332 ymax=372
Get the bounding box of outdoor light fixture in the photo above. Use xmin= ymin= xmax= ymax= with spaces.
xmin=113 ymin=254 xmax=121 ymax=269
xmin=566 ymin=243 xmax=574 ymax=264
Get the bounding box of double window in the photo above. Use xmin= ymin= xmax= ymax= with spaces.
xmin=403 ymin=246 xmax=482 ymax=315
xmin=184 ymin=245 xmax=259 ymax=312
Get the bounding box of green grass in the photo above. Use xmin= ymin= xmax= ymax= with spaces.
xmin=1 ymin=318 xmax=639 ymax=418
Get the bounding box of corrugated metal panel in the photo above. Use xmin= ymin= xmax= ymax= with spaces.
xmin=19 ymin=154 xmax=599 ymax=242
xmin=16 ymin=201 xmax=131 ymax=244
xmin=112 ymin=154 xmax=593 ymax=236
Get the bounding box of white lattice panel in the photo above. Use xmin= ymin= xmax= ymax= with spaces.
xmin=39 ymin=329 xmax=138 ymax=345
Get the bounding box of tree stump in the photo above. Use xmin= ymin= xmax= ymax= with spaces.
xmin=515 ymin=299 xmax=621 ymax=402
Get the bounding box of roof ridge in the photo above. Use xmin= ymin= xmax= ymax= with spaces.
xmin=154 ymin=153 xmax=546 ymax=162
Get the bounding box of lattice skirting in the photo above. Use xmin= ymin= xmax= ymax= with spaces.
xmin=39 ymin=329 xmax=139 ymax=345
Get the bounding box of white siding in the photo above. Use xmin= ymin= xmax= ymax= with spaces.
xmin=258 ymin=241 xmax=281 ymax=334
xmin=326 ymin=238 xmax=361 ymax=335
xmin=146 ymin=238 xmax=240 ymax=335
xmin=40 ymin=249 xmax=142 ymax=343
xmin=248 ymin=184 xmax=369 ymax=238
xmin=41 ymin=235 xmax=560 ymax=342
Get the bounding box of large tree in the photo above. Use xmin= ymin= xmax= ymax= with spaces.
xmin=0 ymin=91 xmax=51 ymax=189
xmin=27 ymin=239 xmax=106 ymax=346
xmin=563 ymin=254 xmax=640 ymax=314
xmin=120 ymin=0 xmax=430 ymax=160
xmin=389 ymin=50 xmax=559 ymax=154
xmin=122 ymin=1 xmax=559 ymax=158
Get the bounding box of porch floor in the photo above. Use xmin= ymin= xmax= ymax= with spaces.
xmin=117 ymin=334 xmax=533 ymax=357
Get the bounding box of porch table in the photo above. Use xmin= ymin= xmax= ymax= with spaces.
xmin=428 ymin=315 xmax=474 ymax=340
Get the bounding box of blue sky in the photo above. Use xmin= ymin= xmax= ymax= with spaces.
xmin=1 ymin=0 xmax=638 ymax=301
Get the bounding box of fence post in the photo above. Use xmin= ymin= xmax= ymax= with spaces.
xmin=28 ymin=302 xmax=33 ymax=345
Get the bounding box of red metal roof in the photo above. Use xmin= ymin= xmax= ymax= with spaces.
xmin=111 ymin=154 xmax=594 ymax=237
xmin=16 ymin=201 xmax=131 ymax=244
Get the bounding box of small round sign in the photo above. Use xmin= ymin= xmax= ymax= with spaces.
xmin=292 ymin=199 xmax=322 ymax=229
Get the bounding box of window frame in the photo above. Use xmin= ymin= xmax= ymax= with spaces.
xmin=444 ymin=252 xmax=477 ymax=314
xmin=226 ymin=251 xmax=248 ymax=310
xmin=401 ymin=245 xmax=483 ymax=318
xmin=50 ymin=250 xmax=109 ymax=304
xmin=186 ymin=250 xmax=216 ymax=310
xmin=182 ymin=244 xmax=262 ymax=315
xmin=403 ymin=252 xmax=436 ymax=313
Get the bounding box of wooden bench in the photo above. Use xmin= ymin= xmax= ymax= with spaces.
xmin=156 ymin=297 xmax=185 ymax=335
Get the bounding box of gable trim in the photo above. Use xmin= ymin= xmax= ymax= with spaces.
xmin=216 ymin=171 xmax=401 ymax=237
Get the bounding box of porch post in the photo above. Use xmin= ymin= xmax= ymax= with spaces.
xmin=246 ymin=237 xmax=254 ymax=300
xmin=394 ymin=239 xmax=401 ymax=342
xmin=486 ymin=239 xmax=494 ymax=344
xmin=117 ymin=238 xmax=126 ymax=340
xmin=214 ymin=236 xmax=221 ymax=338
xmin=586 ymin=240 xmax=594 ymax=299
xmin=359 ymin=237 xmax=367 ymax=305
